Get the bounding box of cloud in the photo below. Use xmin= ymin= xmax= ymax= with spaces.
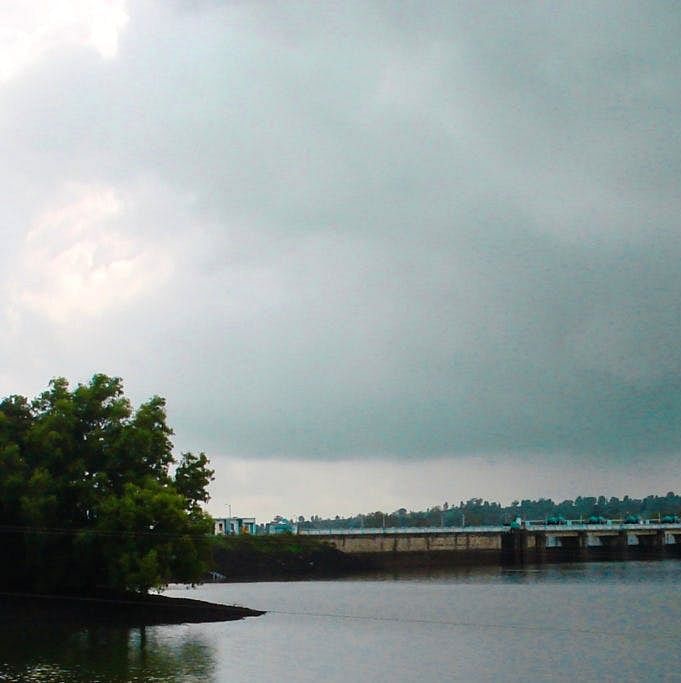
xmin=0 ymin=0 xmax=129 ymax=83
xmin=7 ymin=182 xmax=173 ymax=325
xmin=1 ymin=1 xmax=680 ymax=469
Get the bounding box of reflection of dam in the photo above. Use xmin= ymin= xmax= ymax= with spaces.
xmin=299 ymin=523 xmax=681 ymax=565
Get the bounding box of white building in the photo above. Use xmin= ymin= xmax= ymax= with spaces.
xmin=214 ymin=516 xmax=257 ymax=535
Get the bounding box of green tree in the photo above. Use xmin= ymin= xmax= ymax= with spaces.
xmin=175 ymin=451 xmax=215 ymax=513
xmin=0 ymin=374 xmax=215 ymax=595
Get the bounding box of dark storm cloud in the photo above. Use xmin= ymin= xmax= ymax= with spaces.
xmin=1 ymin=1 xmax=680 ymax=460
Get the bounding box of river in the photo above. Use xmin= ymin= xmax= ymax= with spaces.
xmin=1 ymin=561 xmax=680 ymax=681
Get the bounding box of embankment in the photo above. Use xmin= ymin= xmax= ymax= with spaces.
xmin=211 ymin=534 xmax=363 ymax=579
xmin=0 ymin=591 xmax=264 ymax=625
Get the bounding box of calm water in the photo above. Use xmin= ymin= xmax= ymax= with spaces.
xmin=2 ymin=561 xmax=681 ymax=682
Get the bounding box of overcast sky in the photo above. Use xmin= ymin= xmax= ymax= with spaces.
xmin=1 ymin=1 xmax=680 ymax=520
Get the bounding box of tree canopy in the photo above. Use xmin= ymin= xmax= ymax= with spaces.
xmin=0 ymin=374 xmax=214 ymax=594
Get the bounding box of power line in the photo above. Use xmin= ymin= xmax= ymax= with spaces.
xmin=0 ymin=525 xmax=212 ymax=540
xmin=265 ymin=608 xmax=680 ymax=641
xmin=0 ymin=589 xmax=678 ymax=642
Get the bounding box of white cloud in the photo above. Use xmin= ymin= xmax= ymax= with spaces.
xmin=10 ymin=182 xmax=173 ymax=324
xmin=0 ymin=0 xmax=128 ymax=82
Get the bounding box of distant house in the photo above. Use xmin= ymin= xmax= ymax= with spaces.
xmin=266 ymin=518 xmax=297 ymax=535
xmin=214 ymin=516 xmax=257 ymax=535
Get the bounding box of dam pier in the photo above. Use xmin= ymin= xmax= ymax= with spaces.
xmin=299 ymin=522 xmax=681 ymax=567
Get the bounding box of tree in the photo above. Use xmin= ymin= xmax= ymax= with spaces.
xmin=175 ymin=451 xmax=214 ymax=513
xmin=0 ymin=374 xmax=215 ymax=595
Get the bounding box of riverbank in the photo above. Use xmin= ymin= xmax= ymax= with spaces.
xmin=0 ymin=591 xmax=264 ymax=626
xmin=211 ymin=534 xmax=364 ymax=580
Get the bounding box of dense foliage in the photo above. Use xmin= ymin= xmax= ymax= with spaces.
xmin=211 ymin=534 xmax=354 ymax=580
xmin=300 ymin=492 xmax=681 ymax=529
xmin=0 ymin=375 xmax=214 ymax=594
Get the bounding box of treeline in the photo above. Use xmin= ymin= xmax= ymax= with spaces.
xmin=299 ymin=493 xmax=681 ymax=529
xmin=0 ymin=375 xmax=215 ymax=595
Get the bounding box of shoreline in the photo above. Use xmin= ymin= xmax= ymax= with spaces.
xmin=0 ymin=591 xmax=264 ymax=626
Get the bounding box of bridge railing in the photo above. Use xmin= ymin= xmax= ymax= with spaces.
xmin=298 ymin=522 xmax=681 ymax=535
xmin=299 ymin=526 xmax=507 ymax=535
xmin=525 ymin=521 xmax=681 ymax=532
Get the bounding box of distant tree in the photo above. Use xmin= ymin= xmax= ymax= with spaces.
xmin=306 ymin=492 xmax=681 ymax=530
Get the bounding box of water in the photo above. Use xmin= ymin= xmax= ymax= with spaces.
xmin=2 ymin=561 xmax=681 ymax=681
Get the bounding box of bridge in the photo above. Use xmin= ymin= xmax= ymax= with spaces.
xmin=299 ymin=522 xmax=681 ymax=566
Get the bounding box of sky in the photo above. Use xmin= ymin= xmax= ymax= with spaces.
xmin=1 ymin=1 xmax=680 ymax=522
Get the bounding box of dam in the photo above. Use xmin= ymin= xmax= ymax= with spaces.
xmin=299 ymin=522 xmax=681 ymax=567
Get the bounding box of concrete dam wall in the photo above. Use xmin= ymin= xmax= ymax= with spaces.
xmin=301 ymin=528 xmax=505 ymax=568
xmin=300 ymin=525 xmax=681 ymax=567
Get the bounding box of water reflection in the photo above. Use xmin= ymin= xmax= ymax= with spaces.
xmin=0 ymin=620 xmax=216 ymax=682
xmin=2 ymin=562 xmax=681 ymax=682
xmin=344 ymin=558 xmax=681 ymax=585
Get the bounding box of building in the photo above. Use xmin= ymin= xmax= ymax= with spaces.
xmin=214 ymin=516 xmax=257 ymax=535
xmin=266 ymin=518 xmax=298 ymax=535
